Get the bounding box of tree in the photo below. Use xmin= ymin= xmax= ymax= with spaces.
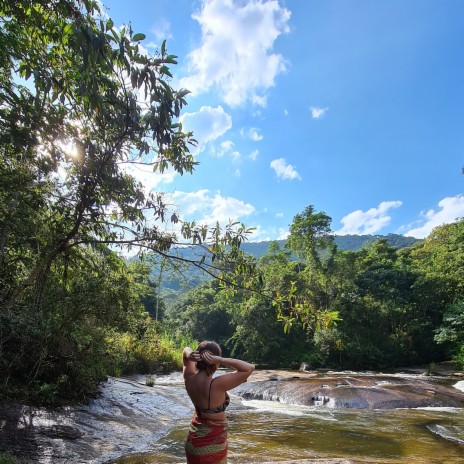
xmin=287 ymin=205 xmax=333 ymax=264
xmin=411 ymin=219 xmax=464 ymax=367
xmin=0 ymin=0 xmax=258 ymax=402
xmin=435 ymin=300 xmax=464 ymax=367
xmin=409 ymin=219 xmax=464 ymax=302
xmin=166 ymin=280 xmax=235 ymax=350
xmin=0 ymin=1 xmax=258 ymax=311
xmin=334 ymin=240 xmax=446 ymax=368
xmin=281 ymin=205 xmax=340 ymax=331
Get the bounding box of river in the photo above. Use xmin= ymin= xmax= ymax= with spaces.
xmin=108 ymin=371 xmax=464 ymax=464
xmin=1 ymin=369 xmax=463 ymax=463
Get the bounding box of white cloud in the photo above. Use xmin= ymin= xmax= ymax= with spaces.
xmin=250 ymin=128 xmax=263 ymax=141
xmin=336 ymin=201 xmax=402 ymax=235
xmin=151 ymin=18 xmax=172 ymax=42
xmin=123 ymin=162 xmax=177 ymax=196
xmin=310 ymin=106 xmax=329 ymax=119
xmin=213 ymin=140 xmax=238 ymax=158
xmin=277 ymin=227 xmax=290 ymax=240
xmin=248 ymin=225 xmax=271 ymax=242
xmin=221 ymin=140 xmax=234 ymax=151
xmin=241 ymin=127 xmax=263 ymax=141
xmin=247 ymin=225 xmax=289 ymax=242
xmin=233 ymin=168 xmax=241 ymax=177
xmin=251 ymin=94 xmax=268 ymax=107
xmin=181 ymin=0 xmax=290 ymax=107
xmin=404 ymin=195 xmax=464 ymax=238
xmin=171 ymin=189 xmax=210 ymax=216
xmin=275 ymin=212 xmax=284 ymax=218
xmin=172 ymin=189 xmax=255 ymax=226
xmin=249 ymin=149 xmax=259 ymax=160
xmin=270 ymin=158 xmax=301 ymax=180
xmin=145 ymin=20 xmax=173 ymax=49
xmin=179 ymin=106 xmax=232 ymax=154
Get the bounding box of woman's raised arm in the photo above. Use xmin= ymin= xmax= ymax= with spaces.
xmin=201 ymin=351 xmax=255 ymax=390
xmin=183 ymin=347 xmax=201 ymax=379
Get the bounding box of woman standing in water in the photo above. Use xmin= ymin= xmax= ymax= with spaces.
xmin=183 ymin=341 xmax=255 ymax=463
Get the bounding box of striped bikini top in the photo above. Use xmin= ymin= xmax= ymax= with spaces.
xmin=195 ymin=378 xmax=230 ymax=416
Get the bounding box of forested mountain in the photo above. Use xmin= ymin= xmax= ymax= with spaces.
xmin=241 ymin=233 xmax=421 ymax=258
xmin=153 ymin=233 xmax=421 ymax=291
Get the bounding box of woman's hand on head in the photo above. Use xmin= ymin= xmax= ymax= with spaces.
xmin=188 ymin=351 xmax=201 ymax=362
xmin=201 ymin=350 xmax=222 ymax=366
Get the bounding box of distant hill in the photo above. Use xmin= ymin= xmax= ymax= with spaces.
xmin=335 ymin=233 xmax=420 ymax=251
xmin=153 ymin=233 xmax=421 ymax=293
xmin=240 ymin=233 xmax=421 ymax=259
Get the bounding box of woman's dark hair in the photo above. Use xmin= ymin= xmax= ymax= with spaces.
xmin=196 ymin=340 xmax=222 ymax=376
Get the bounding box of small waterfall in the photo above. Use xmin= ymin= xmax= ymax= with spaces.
xmin=454 ymin=380 xmax=464 ymax=393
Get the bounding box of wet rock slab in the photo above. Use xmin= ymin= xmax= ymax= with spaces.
xmin=234 ymin=372 xmax=464 ymax=409
xmin=0 ymin=375 xmax=192 ymax=463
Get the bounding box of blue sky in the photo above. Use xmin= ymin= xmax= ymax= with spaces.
xmin=103 ymin=0 xmax=464 ymax=240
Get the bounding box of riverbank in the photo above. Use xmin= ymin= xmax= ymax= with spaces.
xmin=0 ymin=375 xmax=192 ymax=463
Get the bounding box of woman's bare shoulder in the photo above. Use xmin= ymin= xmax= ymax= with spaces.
xmin=212 ymin=370 xmax=251 ymax=390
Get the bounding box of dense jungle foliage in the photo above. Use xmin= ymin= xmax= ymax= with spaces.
xmin=1 ymin=1 xmax=463 ymax=406
xmin=166 ymin=208 xmax=464 ymax=371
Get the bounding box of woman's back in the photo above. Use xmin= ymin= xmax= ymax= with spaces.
xmin=185 ymin=373 xmax=230 ymax=418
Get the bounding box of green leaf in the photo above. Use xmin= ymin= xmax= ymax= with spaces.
xmin=177 ymin=89 xmax=191 ymax=99
xmin=63 ymin=22 xmax=74 ymax=36
xmin=132 ymin=33 xmax=146 ymax=42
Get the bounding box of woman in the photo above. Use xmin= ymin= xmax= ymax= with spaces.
xmin=183 ymin=341 xmax=255 ymax=464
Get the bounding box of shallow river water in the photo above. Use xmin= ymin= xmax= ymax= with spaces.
xmin=2 ymin=371 xmax=463 ymax=463
xmin=108 ymin=373 xmax=464 ymax=464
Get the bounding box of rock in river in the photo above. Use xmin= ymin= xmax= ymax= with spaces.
xmin=233 ymin=371 xmax=464 ymax=409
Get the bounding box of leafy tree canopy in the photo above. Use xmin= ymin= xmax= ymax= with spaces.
xmin=0 ymin=0 xmax=259 ymax=403
xmin=0 ymin=0 xmax=258 ymax=311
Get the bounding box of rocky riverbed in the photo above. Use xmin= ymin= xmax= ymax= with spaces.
xmin=235 ymin=370 xmax=464 ymax=409
xmin=1 ymin=366 xmax=463 ymax=463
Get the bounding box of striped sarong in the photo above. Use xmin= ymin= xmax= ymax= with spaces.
xmin=185 ymin=415 xmax=228 ymax=464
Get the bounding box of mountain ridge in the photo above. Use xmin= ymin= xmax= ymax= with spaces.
xmin=239 ymin=233 xmax=421 ymax=259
